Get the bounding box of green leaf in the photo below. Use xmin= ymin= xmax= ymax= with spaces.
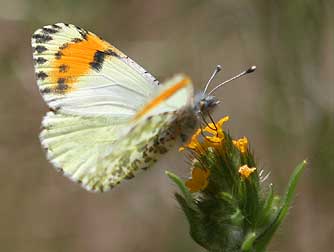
xmin=174 ymin=194 xmax=207 ymax=249
xmin=242 ymin=232 xmax=257 ymax=251
xmin=219 ymin=192 xmax=236 ymax=207
xmin=165 ymin=170 xmax=197 ymax=210
xmin=253 ymin=160 xmax=307 ymax=252
xmin=256 ymin=184 xmax=274 ymax=227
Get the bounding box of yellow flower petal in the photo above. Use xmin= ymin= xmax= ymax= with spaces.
xmin=178 ymin=116 xmax=229 ymax=153
xmin=203 ymin=123 xmax=217 ymax=134
xmin=178 ymin=146 xmax=185 ymax=152
xmin=179 ymin=129 xmax=202 ymax=152
xmin=192 ymin=167 xmax=210 ymax=180
xmin=216 ymin=116 xmax=229 ymax=128
xmin=238 ymin=165 xmax=256 ymax=178
xmin=203 ymin=116 xmax=229 ymax=136
xmin=205 ymin=136 xmax=222 ymax=145
xmin=233 ymin=137 xmax=248 ymax=153
xmin=185 ymin=167 xmax=210 ymax=192
xmin=193 ymin=128 xmax=202 ymax=138
xmin=185 ymin=179 xmax=208 ymax=193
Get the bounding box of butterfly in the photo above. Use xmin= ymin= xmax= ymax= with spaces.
xmin=32 ymin=23 xmax=255 ymax=192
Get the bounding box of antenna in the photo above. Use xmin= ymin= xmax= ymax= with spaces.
xmin=207 ymin=65 xmax=256 ymax=96
xmin=202 ymin=65 xmax=222 ymax=96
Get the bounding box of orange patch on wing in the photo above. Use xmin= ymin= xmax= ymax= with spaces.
xmin=133 ymin=77 xmax=191 ymax=120
xmin=50 ymin=33 xmax=123 ymax=93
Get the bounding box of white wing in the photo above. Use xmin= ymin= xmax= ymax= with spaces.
xmin=32 ymin=23 xmax=195 ymax=192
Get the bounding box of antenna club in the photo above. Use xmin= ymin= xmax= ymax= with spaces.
xmin=207 ymin=65 xmax=257 ymax=96
xmin=246 ymin=65 xmax=256 ymax=74
xmin=202 ymin=64 xmax=223 ymax=96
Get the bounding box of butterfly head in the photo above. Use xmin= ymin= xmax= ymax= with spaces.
xmin=194 ymin=92 xmax=220 ymax=114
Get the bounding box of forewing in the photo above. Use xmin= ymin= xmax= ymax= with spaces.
xmin=32 ymin=23 xmax=159 ymax=118
xmin=133 ymin=74 xmax=194 ymax=120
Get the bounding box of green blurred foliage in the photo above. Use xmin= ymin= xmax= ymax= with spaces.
xmin=0 ymin=0 xmax=333 ymax=251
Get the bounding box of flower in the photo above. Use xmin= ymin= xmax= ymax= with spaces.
xmin=203 ymin=116 xmax=229 ymax=137
xmin=179 ymin=116 xmax=230 ymax=152
xmin=185 ymin=167 xmax=210 ymax=192
xmin=203 ymin=116 xmax=229 ymax=146
xmin=179 ymin=128 xmax=202 ymax=152
xmin=238 ymin=164 xmax=256 ymax=178
xmin=233 ymin=137 xmax=248 ymax=153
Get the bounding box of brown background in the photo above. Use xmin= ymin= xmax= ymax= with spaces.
xmin=0 ymin=0 xmax=333 ymax=251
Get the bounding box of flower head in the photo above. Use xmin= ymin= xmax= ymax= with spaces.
xmin=233 ymin=137 xmax=248 ymax=153
xmin=238 ymin=164 xmax=256 ymax=178
xmin=168 ymin=114 xmax=306 ymax=252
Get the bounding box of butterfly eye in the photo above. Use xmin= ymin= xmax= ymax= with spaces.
xmin=199 ymin=100 xmax=205 ymax=110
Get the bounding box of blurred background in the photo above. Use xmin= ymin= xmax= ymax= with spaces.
xmin=0 ymin=0 xmax=333 ymax=251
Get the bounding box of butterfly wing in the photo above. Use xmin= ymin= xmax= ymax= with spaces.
xmin=32 ymin=23 xmax=158 ymax=117
xmin=33 ymin=24 xmax=195 ymax=192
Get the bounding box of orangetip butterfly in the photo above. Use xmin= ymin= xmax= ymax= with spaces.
xmin=32 ymin=23 xmax=255 ymax=192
